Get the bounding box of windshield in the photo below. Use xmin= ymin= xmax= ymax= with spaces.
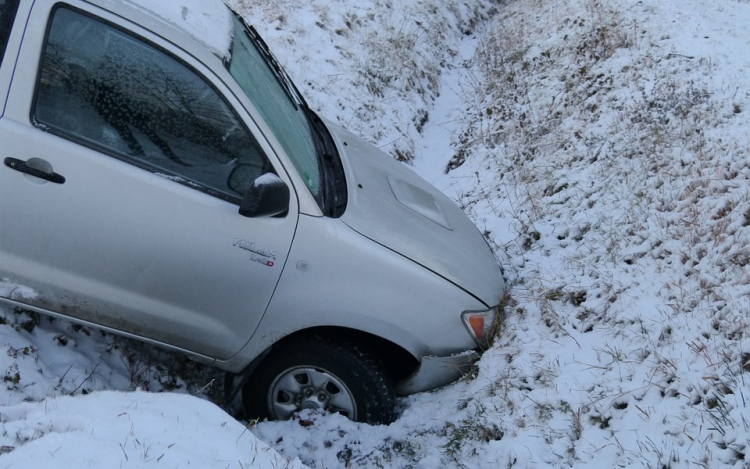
xmin=226 ymin=14 xmax=322 ymax=200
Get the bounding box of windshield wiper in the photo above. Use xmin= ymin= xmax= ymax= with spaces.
xmin=235 ymin=15 xmax=306 ymax=111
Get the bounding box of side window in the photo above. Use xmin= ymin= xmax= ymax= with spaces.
xmin=34 ymin=7 xmax=270 ymax=201
xmin=0 ymin=0 xmax=20 ymax=66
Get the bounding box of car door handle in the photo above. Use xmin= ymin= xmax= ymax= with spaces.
xmin=4 ymin=157 xmax=66 ymax=184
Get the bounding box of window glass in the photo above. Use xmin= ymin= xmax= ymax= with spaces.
xmin=228 ymin=15 xmax=321 ymax=197
xmin=34 ymin=7 xmax=270 ymax=200
xmin=0 ymin=0 xmax=20 ymax=66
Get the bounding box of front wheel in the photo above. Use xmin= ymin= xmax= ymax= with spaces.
xmin=243 ymin=337 xmax=396 ymax=424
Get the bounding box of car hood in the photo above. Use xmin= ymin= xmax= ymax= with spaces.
xmin=327 ymin=122 xmax=505 ymax=307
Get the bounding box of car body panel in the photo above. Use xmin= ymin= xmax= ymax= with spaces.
xmin=395 ymin=350 xmax=479 ymax=395
xmin=218 ymin=213 xmax=487 ymax=371
xmin=330 ymin=123 xmax=505 ymax=306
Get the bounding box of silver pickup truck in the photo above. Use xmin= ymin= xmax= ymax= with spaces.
xmin=0 ymin=0 xmax=505 ymax=424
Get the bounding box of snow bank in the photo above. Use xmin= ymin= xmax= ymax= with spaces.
xmin=0 ymin=391 xmax=305 ymax=468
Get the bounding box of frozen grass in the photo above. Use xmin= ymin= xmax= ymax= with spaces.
xmin=443 ymin=0 xmax=750 ymax=467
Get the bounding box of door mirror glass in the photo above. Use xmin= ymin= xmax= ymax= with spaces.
xmin=228 ymin=161 xmax=265 ymax=195
xmin=239 ymin=173 xmax=289 ymax=218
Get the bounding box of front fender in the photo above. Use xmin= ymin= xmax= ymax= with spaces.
xmin=217 ymin=214 xmax=485 ymax=372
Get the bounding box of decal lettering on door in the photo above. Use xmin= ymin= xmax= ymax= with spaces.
xmin=233 ymin=238 xmax=276 ymax=266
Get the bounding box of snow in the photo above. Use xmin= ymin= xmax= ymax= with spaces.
xmin=0 ymin=391 xmax=305 ymax=468
xmin=253 ymin=172 xmax=281 ymax=187
xmin=2 ymin=0 xmax=750 ymax=467
xmin=0 ymin=279 xmax=37 ymax=300
xmin=122 ymin=0 xmax=233 ymax=58
xmin=0 ymin=309 xmax=302 ymax=468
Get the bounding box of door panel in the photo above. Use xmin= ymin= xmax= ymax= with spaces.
xmin=0 ymin=3 xmax=297 ymax=360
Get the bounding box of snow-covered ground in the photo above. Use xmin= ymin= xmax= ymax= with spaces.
xmin=0 ymin=391 xmax=305 ymax=468
xmin=2 ymin=0 xmax=749 ymax=467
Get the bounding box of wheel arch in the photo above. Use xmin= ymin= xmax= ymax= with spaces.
xmin=224 ymin=325 xmax=420 ymax=414
xmin=274 ymin=326 xmax=420 ymax=383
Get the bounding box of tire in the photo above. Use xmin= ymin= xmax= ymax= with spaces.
xmin=243 ymin=337 xmax=396 ymax=424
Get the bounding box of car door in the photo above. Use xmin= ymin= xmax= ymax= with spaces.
xmin=0 ymin=2 xmax=298 ymax=361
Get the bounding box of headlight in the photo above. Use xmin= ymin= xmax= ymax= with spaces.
xmin=461 ymin=306 xmax=499 ymax=347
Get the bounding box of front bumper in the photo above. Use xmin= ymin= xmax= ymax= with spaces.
xmin=394 ymin=350 xmax=479 ymax=395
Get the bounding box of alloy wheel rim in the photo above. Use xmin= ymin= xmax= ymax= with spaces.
xmin=268 ymin=366 xmax=357 ymax=420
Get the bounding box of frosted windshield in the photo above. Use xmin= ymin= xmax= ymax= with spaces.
xmin=227 ymin=15 xmax=321 ymax=198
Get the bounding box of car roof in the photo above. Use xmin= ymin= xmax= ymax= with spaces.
xmin=81 ymin=0 xmax=234 ymax=60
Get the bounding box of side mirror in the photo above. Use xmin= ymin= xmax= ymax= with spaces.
xmin=239 ymin=173 xmax=290 ymax=218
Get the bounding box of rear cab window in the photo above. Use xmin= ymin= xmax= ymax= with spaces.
xmin=0 ymin=0 xmax=19 ymax=66
xmin=0 ymin=0 xmax=20 ymax=117
xmin=33 ymin=5 xmax=274 ymax=202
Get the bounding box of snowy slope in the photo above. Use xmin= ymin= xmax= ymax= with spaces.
xmin=2 ymin=0 xmax=749 ymax=468
xmin=227 ymin=0 xmax=496 ymax=162
xmin=248 ymin=0 xmax=750 ymax=467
